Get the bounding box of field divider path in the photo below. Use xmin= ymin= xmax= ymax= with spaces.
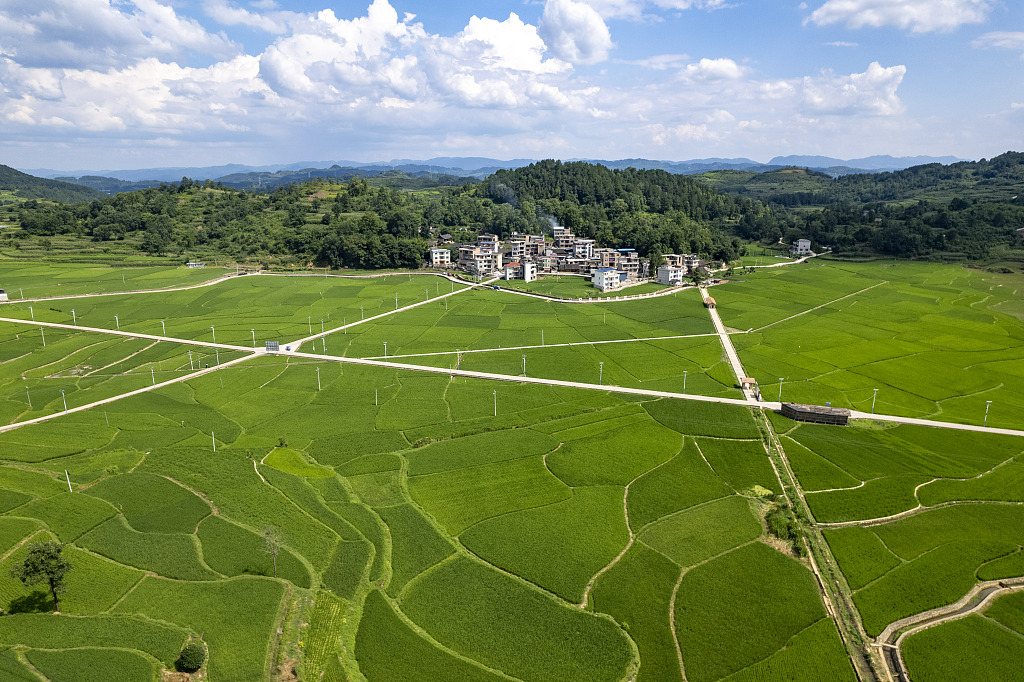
xmin=0 ymin=272 xmax=242 ymax=304
xmin=751 ymin=281 xmax=888 ymax=333
xmin=368 ymin=332 xmax=722 ymax=361
xmin=288 ymin=276 xmax=499 ymax=352
xmin=0 ymin=353 xmax=255 ymax=434
xmin=0 ymin=316 xmax=253 ymax=354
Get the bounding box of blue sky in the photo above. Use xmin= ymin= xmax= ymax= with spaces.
xmin=1 ymin=0 xmax=1021 ymax=170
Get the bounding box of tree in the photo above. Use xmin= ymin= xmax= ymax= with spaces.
xmin=9 ymin=541 xmax=72 ymax=612
xmin=262 ymin=527 xmax=283 ymax=578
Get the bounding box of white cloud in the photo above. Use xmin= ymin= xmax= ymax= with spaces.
xmin=972 ymin=31 xmax=1024 ymax=57
xmin=0 ymin=0 xmax=237 ymax=69
xmin=681 ymin=57 xmax=746 ymax=80
xmin=205 ymin=0 xmax=297 ymax=34
xmin=452 ymin=13 xmax=569 ymax=74
xmin=539 ymin=0 xmax=614 ymax=65
xmin=581 ymin=0 xmax=726 ymax=20
xmin=800 ymin=62 xmax=906 ymax=115
xmin=807 ymin=0 xmax=993 ymax=33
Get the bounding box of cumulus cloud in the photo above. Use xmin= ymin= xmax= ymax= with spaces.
xmin=539 ymin=0 xmax=614 ymax=65
xmin=0 ymin=0 xmax=237 ymax=69
xmin=806 ymin=0 xmax=993 ymax=33
xmin=681 ymin=57 xmax=746 ymax=80
xmin=800 ymin=62 xmax=906 ymax=115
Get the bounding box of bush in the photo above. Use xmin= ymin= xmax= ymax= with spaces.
xmin=176 ymin=642 xmax=205 ymax=672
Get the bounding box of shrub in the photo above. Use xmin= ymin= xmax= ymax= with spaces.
xmin=176 ymin=642 xmax=205 ymax=672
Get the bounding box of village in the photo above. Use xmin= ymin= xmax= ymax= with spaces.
xmin=428 ymin=226 xmax=814 ymax=293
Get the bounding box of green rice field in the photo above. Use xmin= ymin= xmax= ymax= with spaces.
xmin=0 ymin=261 xmax=1022 ymax=680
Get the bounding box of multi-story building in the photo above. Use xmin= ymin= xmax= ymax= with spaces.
xmin=593 ymin=267 xmax=625 ymax=292
xmin=793 ymin=239 xmax=812 ymax=255
xmin=553 ymin=226 xmax=575 ymax=249
xmin=503 ymin=261 xmax=538 ymax=283
xmin=664 ymin=253 xmax=702 ymax=273
xmin=657 ymin=265 xmax=686 ymax=286
xmin=573 ymin=239 xmax=596 ymax=260
xmin=458 ymin=246 xmax=503 ymax=276
xmin=429 ymin=247 xmax=451 ymax=268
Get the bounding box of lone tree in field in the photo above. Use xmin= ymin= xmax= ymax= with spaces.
xmin=262 ymin=527 xmax=283 ymax=578
xmin=9 ymin=541 xmax=73 ymax=612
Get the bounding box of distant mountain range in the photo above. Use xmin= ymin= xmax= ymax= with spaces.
xmin=17 ymin=154 xmax=970 ymax=194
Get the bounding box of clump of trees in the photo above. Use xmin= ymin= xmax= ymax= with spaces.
xmin=8 ymin=541 xmax=73 ymax=612
xmin=176 ymin=641 xmax=206 ymax=672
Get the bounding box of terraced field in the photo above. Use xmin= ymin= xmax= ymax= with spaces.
xmin=1 ymin=260 xmax=1022 ymax=681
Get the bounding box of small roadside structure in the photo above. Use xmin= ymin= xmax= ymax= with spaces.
xmin=705 ymin=296 xmax=716 ymax=309
xmin=266 ymin=341 xmax=280 ymax=353
xmin=780 ymin=402 xmax=850 ymax=426
xmin=186 ymin=261 xmax=206 ymax=268
xmin=740 ymin=377 xmax=757 ymax=391
xmin=0 ymin=289 xmax=7 ymax=302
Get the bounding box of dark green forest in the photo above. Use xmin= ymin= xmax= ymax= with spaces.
xmin=0 ymin=165 xmax=104 ymax=204
xmin=5 ymin=154 xmax=1024 ymax=267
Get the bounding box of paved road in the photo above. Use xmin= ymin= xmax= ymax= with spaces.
xmin=699 ymin=286 xmax=758 ymax=402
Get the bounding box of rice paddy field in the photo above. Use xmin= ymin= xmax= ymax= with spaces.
xmin=717 ymin=259 xmax=1024 ymax=430
xmin=0 ymin=259 xmax=1022 ymax=681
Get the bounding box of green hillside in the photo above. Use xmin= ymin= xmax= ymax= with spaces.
xmin=0 ymin=165 xmax=104 ymax=204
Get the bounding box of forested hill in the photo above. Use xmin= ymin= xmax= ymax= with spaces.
xmin=710 ymin=152 xmax=1024 ymax=260
xmin=8 ymin=162 xmax=767 ymax=267
xmin=701 ymin=152 xmax=1024 ymax=207
xmin=0 ymin=165 xmax=104 ymax=203
xmin=481 ymin=160 xmax=769 ymax=260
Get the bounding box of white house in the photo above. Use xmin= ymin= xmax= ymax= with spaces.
xmin=593 ymin=267 xmax=624 ymax=292
xmin=503 ymin=261 xmax=538 ymax=283
xmin=429 ymin=247 xmax=451 ymax=268
xmin=793 ymin=239 xmax=812 ymax=255
xmin=657 ymin=265 xmax=686 ymax=286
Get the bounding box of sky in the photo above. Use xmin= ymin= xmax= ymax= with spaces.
xmin=1 ymin=0 xmax=1022 ymax=171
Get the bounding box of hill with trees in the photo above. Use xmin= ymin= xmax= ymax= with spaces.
xmin=5 ymin=154 xmax=1024 ymax=266
xmin=707 ymin=152 xmax=1024 ymax=260
xmin=0 ymin=165 xmax=104 ymax=203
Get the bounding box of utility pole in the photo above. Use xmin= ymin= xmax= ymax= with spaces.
xmin=871 ymin=388 xmax=878 ymax=414
xmin=161 ymin=320 xmax=166 ymax=336
xmin=316 ymin=367 xmax=321 ymax=391
xmin=59 ymin=389 xmax=67 ymax=413
xmin=778 ymin=378 xmax=784 ymax=403
xmin=150 ymin=367 xmax=156 ymax=385
xmin=114 ymin=314 xmax=119 ymax=330
xmin=39 ymin=328 xmax=45 ymax=347
xmin=522 ymin=354 xmax=526 ymax=377
xmin=210 ymin=325 xmax=216 ymax=344
xmin=984 ymin=400 xmax=993 ymax=427
xmin=683 ymin=370 xmax=688 ymax=395
xmin=599 ymin=362 xmax=603 ymax=385
xmin=493 ymin=390 xmax=497 ymax=416
xmin=71 ymin=309 xmax=76 ymax=326
xmin=251 ymin=329 xmax=256 ymax=348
